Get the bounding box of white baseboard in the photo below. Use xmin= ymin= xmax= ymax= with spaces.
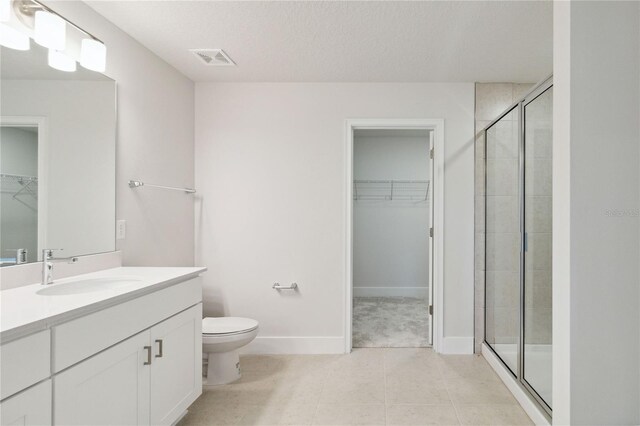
xmin=171 ymin=411 xmax=188 ymax=426
xmin=441 ymin=337 xmax=474 ymax=354
xmin=353 ymin=286 xmax=428 ymax=298
xmin=243 ymin=336 xmax=473 ymax=356
xmin=240 ymin=336 xmax=345 ymax=354
xmin=482 ymin=343 xmax=550 ymax=426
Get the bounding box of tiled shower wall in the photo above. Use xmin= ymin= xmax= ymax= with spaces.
xmin=474 ymin=83 xmax=533 ymax=353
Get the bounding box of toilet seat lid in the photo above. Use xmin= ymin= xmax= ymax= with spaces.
xmin=202 ymin=317 xmax=259 ymax=335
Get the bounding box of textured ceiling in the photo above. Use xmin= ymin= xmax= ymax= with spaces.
xmin=86 ymin=1 xmax=552 ymax=83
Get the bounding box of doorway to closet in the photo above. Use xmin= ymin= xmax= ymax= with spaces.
xmin=351 ymin=128 xmax=433 ymax=348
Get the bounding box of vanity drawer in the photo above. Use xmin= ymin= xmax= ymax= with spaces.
xmin=53 ymin=277 xmax=202 ymax=373
xmin=0 ymin=330 xmax=51 ymax=400
xmin=0 ymin=379 xmax=52 ymax=426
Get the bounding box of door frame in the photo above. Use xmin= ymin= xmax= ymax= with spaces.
xmin=344 ymin=118 xmax=445 ymax=353
xmin=1 ymin=116 xmax=48 ymax=261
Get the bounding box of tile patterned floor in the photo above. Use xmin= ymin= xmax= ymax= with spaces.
xmin=352 ymin=297 xmax=430 ymax=348
xmin=178 ymin=348 xmax=533 ymax=426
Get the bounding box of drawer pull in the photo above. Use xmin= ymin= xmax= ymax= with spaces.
xmin=155 ymin=339 xmax=163 ymax=358
xmin=272 ymin=282 xmax=298 ymax=290
xmin=143 ymin=346 xmax=152 ymax=365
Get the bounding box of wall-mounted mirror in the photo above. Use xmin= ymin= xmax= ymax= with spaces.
xmin=0 ymin=42 xmax=116 ymax=266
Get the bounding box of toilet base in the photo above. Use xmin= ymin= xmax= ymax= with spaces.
xmin=205 ymin=349 xmax=241 ymax=386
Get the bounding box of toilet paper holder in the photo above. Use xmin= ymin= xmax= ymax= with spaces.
xmin=272 ymin=282 xmax=298 ymax=290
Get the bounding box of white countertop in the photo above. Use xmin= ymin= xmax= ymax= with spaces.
xmin=0 ymin=266 xmax=206 ymax=342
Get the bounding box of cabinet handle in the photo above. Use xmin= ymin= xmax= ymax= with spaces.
xmin=143 ymin=346 xmax=152 ymax=365
xmin=155 ymin=339 xmax=163 ymax=358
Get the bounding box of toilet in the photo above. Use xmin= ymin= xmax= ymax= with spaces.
xmin=202 ymin=317 xmax=259 ymax=386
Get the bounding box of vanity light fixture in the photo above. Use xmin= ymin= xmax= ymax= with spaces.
xmin=34 ymin=9 xmax=65 ymax=50
xmin=80 ymin=38 xmax=106 ymax=72
xmin=0 ymin=22 xmax=29 ymax=50
xmin=5 ymin=0 xmax=107 ymax=73
xmin=0 ymin=0 xmax=10 ymax=22
xmin=48 ymin=48 xmax=76 ymax=72
xmin=0 ymin=0 xmax=30 ymax=50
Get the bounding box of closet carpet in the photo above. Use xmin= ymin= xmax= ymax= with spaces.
xmin=353 ymin=297 xmax=430 ymax=348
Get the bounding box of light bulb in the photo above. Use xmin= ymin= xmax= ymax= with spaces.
xmin=0 ymin=0 xmax=10 ymax=22
xmin=0 ymin=23 xmax=29 ymax=50
xmin=34 ymin=10 xmax=65 ymax=50
xmin=48 ymin=49 xmax=76 ymax=72
xmin=80 ymin=38 xmax=106 ymax=72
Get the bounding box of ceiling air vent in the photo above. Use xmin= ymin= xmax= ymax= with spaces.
xmin=190 ymin=49 xmax=236 ymax=66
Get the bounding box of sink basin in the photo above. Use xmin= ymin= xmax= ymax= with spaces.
xmin=37 ymin=277 xmax=143 ymax=296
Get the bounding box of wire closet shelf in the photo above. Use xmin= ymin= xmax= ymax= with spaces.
xmin=1 ymin=173 xmax=38 ymax=197
xmin=353 ymin=179 xmax=430 ymax=202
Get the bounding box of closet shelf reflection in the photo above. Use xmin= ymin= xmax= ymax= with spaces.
xmin=353 ymin=180 xmax=429 ymax=202
xmin=0 ymin=173 xmax=38 ymax=198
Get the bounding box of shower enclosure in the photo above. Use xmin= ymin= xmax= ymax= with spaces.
xmin=484 ymin=77 xmax=553 ymax=417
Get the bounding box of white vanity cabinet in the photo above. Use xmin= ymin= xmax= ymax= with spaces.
xmin=150 ymin=306 xmax=202 ymax=425
xmin=0 ymin=380 xmax=52 ymax=426
xmin=55 ymin=331 xmax=151 ymax=426
xmin=0 ymin=330 xmax=50 ymax=400
xmin=0 ymin=271 xmax=204 ymax=426
xmin=55 ymin=304 xmax=202 ymax=426
xmin=0 ymin=330 xmax=52 ymax=426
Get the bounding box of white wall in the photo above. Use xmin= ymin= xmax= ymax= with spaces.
xmin=42 ymin=0 xmax=195 ymax=267
xmin=553 ymin=1 xmax=640 ymax=424
xmin=0 ymin=127 xmax=38 ymax=262
xmin=353 ymin=132 xmax=430 ymax=298
xmin=1 ymin=80 xmax=116 ymax=259
xmin=195 ymin=83 xmax=474 ymax=353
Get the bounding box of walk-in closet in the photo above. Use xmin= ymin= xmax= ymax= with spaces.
xmin=352 ymin=128 xmax=432 ymax=347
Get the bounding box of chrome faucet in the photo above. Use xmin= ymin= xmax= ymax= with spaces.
xmin=42 ymin=249 xmax=78 ymax=285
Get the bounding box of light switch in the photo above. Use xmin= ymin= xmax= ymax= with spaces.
xmin=116 ymin=220 xmax=126 ymax=240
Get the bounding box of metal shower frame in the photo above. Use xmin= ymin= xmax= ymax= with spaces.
xmin=482 ymin=76 xmax=554 ymax=420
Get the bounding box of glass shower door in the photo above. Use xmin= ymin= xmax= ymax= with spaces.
xmin=485 ymin=106 xmax=521 ymax=374
xmin=482 ymin=78 xmax=553 ymax=419
xmin=523 ymin=86 xmax=553 ymax=409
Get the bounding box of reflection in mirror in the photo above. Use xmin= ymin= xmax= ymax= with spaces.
xmin=1 ymin=126 xmax=38 ymax=264
xmin=0 ymin=42 xmax=116 ymax=266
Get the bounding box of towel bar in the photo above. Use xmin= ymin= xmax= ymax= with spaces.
xmin=128 ymin=180 xmax=195 ymax=194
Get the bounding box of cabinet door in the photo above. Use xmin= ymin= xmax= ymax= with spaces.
xmin=150 ymin=304 xmax=202 ymax=425
xmin=54 ymin=331 xmax=150 ymax=426
xmin=0 ymin=380 xmax=51 ymax=426
xmin=0 ymin=330 xmax=50 ymax=400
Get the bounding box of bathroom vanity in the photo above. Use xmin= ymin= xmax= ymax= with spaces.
xmin=0 ymin=4 xmax=205 ymax=425
xmin=0 ymin=267 xmax=206 ymax=426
